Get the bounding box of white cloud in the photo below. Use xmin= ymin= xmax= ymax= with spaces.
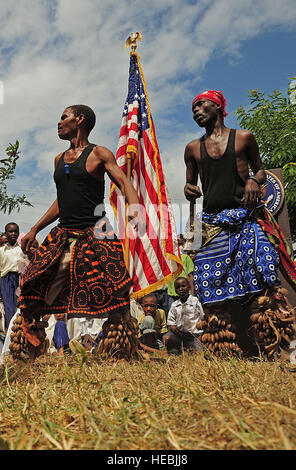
xmin=0 ymin=0 xmax=295 ymax=236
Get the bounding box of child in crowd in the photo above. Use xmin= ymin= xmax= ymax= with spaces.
xmin=51 ymin=313 xmax=71 ymax=355
xmin=187 ymin=250 xmax=197 ymax=262
xmin=166 ymin=236 xmax=195 ymax=311
xmin=0 ymin=223 xmax=23 ymax=329
xmin=137 ymin=294 xmax=168 ymax=351
xmin=68 ymin=316 xmax=107 ymax=353
xmin=164 ymin=277 xmax=204 ymax=355
xmin=0 ymin=237 xmax=39 ymax=361
xmin=0 ymin=232 xmax=7 ymax=350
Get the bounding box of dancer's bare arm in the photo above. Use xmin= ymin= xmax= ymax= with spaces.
xmin=21 ymin=199 xmax=59 ymax=254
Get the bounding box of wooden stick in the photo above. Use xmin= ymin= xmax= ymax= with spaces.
xmin=190 ymin=200 xmax=195 ymax=233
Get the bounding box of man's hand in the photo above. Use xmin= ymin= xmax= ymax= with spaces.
xmin=82 ymin=334 xmax=95 ymax=351
xmin=184 ymin=183 xmax=203 ymax=202
xmin=21 ymin=229 xmax=37 ymax=255
xmin=170 ymin=325 xmax=183 ymax=337
xmin=127 ymin=204 xmax=147 ymax=237
xmin=241 ymin=179 xmax=262 ymax=209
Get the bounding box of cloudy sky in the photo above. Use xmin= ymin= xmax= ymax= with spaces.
xmin=0 ymin=0 xmax=295 ymax=240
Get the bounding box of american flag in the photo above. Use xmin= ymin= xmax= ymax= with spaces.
xmin=109 ymin=52 xmax=182 ymax=299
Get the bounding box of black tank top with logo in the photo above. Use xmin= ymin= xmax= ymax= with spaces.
xmin=53 ymin=144 xmax=105 ymax=228
xmin=200 ymin=129 xmax=245 ymax=212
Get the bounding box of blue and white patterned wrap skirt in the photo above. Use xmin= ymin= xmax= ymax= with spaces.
xmin=193 ymin=207 xmax=280 ymax=306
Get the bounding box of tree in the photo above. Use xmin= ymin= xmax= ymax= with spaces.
xmin=235 ymin=78 xmax=296 ymax=242
xmin=0 ymin=141 xmax=32 ymax=214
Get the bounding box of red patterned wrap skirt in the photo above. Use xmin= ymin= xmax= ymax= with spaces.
xmin=18 ymin=225 xmax=133 ymax=323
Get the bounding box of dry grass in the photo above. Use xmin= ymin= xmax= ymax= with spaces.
xmin=0 ymin=350 xmax=296 ymax=451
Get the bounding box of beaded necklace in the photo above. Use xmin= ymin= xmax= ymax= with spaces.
xmin=64 ymin=154 xmax=70 ymax=174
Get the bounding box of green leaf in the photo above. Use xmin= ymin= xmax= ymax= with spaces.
xmin=235 ymin=79 xmax=296 ymax=241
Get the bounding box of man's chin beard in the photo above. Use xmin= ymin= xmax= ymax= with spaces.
xmin=194 ymin=118 xmax=206 ymax=127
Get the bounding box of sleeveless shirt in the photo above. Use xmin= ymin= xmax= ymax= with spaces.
xmin=53 ymin=144 xmax=105 ymax=228
xmin=200 ymin=129 xmax=245 ymax=212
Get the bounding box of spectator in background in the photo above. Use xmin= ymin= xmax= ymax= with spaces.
xmin=0 ymin=232 xmax=7 ymax=343
xmin=137 ymin=293 xmax=168 ymax=351
xmin=164 ymin=277 xmax=204 ymax=355
xmin=187 ymin=250 xmax=197 ymax=262
xmin=0 ymin=237 xmax=39 ymax=361
xmin=51 ymin=313 xmax=71 ymax=355
xmin=167 ymin=235 xmax=195 ymax=311
xmin=0 ymin=223 xmax=23 ymax=329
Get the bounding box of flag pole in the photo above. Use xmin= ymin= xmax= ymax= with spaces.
xmin=124 ymin=32 xmax=142 ymax=271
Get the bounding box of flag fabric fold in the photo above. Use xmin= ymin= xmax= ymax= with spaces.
xmin=110 ymin=52 xmax=183 ymax=299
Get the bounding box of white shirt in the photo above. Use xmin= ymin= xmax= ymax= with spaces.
xmin=78 ymin=317 xmax=107 ymax=339
xmin=0 ymin=243 xmax=23 ymax=277
xmin=167 ymin=294 xmax=204 ymax=335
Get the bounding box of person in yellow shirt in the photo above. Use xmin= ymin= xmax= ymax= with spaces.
xmin=167 ymin=236 xmax=195 ymax=310
xmin=137 ymin=293 xmax=168 ymax=350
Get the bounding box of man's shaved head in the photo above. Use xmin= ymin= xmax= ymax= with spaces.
xmin=67 ymin=104 xmax=96 ymax=134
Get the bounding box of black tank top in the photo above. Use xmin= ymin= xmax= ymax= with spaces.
xmin=54 ymin=144 xmax=105 ymax=228
xmin=200 ymin=129 xmax=245 ymax=212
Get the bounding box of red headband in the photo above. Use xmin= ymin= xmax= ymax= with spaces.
xmin=192 ymin=90 xmax=228 ymax=117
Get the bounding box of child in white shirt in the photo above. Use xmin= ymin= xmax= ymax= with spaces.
xmin=164 ymin=277 xmax=204 ymax=355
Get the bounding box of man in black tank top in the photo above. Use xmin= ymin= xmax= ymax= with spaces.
xmin=16 ymin=105 xmax=144 ymax=360
xmin=183 ymin=90 xmax=294 ymax=358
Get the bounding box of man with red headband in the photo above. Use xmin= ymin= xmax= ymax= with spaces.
xmin=184 ymin=90 xmax=283 ymax=356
